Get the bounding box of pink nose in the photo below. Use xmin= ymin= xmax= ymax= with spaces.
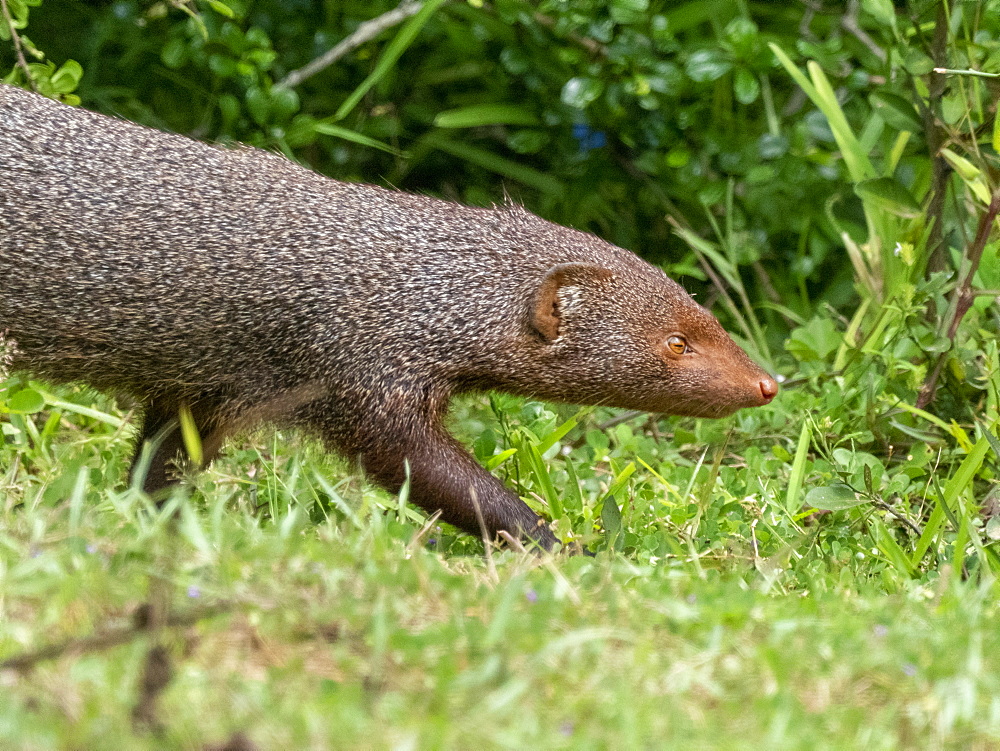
xmin=759 ymin=376 xmax=778 ymax=403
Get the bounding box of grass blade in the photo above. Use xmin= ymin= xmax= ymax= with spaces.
xmin=335 ymin=0 xmax=449 ymax=121
xmin=785 ymin=420 xmax=812 ymax=513
xmin=423 ymin=132 xmax=565 ymax=195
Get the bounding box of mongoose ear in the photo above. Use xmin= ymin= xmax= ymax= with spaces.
xmin=531 ymin=262 xmax=614 ymax=342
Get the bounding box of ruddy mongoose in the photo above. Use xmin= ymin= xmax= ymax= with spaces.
xmin=0 ymin=85 xmax=777 ymax=549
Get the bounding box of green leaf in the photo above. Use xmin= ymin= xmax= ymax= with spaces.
xmin=770 ymin=44 xmax=876 ymax=183
xmin=7 ymin=387 xmax=45 ymax=414
xmin=484 ymin=448 xmax=517 ymax=471
xmin=561 ymin=77 xmax=604 ymax=109
xmin=785 ymin=420 xmax=811 ymax=512
xmin=804 ymin=484 xmax=866 ymax=511
xmin=943 ymin=436 xmax=990 ymax=505
xmin=862 ymin=0 xmax=896 ymax=29
xmin=422 ymin=132 xmax=565 ymax=195
xmin=854 ymin=177 xmax=922 ymax=218
xmin=869 ymin=91 xmax=921 ymax=132
xmin=910 ymin=502 xmax=945 ymax=566
xmin=434 ymin=104 xmax=539 ymax=128
xmin=686 ymin=49 xmax=733 ymax=82
xmin=206 ymin=0 xmax=236 ymax=18
xmin=270 ymin=86 xmax=300 ymax=120
xmin=521 ymin=438 xmax=561 ymax=519
xmin=605 ymin=462 xmax=636 ymax=500
xmin=902 ymin=48 xmax=934 ymax=76
xmin=979 ymin=422 xmax=1000 ymax=461
xmin=178 ymin=403 xmax=204 ymax=466
xmin=872 ymin=516 xmax=914 ymax=576
xmin=29 ymin=388 xmax=123 ymax=427
xmin=610 ymin=0 xmax=649 ymax=24
xmin=218 ymin=93 xmax=241 ymax=128
xmin=161 ymin=38 xmax=188 ymax=69
xmin=733 ymin=69 xmax=760 ymax=104
xmin=601 ymin=496 xmax=623 ymax=549
xmin=49 ymin=60 xmax=83 ymax=94
xmin=986 ymin=516 xmax=1000 ymax=541
xmin=940 ymin=147 xmax=980 ymax=181
xmin=724 ymin=18 xmax=759 ymax=51
xmin=536 ymin=413 xmax=581 ymax=456
xmin=245 ymin=85 xmax=269 ymax=126
xmin=313 ymin=122 xmax=400 ymax=156
xmin=335 ymin=0 xmax=449 ymax=121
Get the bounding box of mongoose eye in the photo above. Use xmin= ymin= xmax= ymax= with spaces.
xmin=666 ymin=335 xmax=688 ymax=355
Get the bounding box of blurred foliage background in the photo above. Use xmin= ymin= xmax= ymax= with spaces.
xmin=0 ymin=0 xmax=943 ymax=320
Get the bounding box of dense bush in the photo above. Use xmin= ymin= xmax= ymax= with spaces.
xmin=0 ymin=2 xmax=944 ymax=315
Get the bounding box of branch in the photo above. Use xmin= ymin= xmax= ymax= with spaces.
xmin=916 ymin=188 xmax=1000 ymax=408
xmin=532 ymin=12 xmax=606 ymax=57
xmin=0 ymin=0 xmax=37 ymax=92
xmin=874 ymin=500 xmax=923 ymax=538
xmin=0 ymin=603 xmax=232 ymax=672
xmin=841 ymin=0 xmax=886 ymax=62
xmin=796 ymin=0 xmax=886 ymax=61
xmin=278 ymin=1 xmax=425 ymax=89
xmin=923 ymin=1 xmax=953 ymax=276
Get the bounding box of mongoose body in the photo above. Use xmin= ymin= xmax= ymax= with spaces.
xmin=0 ymin=84 xmax=777 ymax=549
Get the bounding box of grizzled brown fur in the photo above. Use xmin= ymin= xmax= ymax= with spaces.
xmin=0 ymin=85 xmax=777 ymax=550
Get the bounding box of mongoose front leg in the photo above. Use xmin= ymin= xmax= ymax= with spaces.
xmin=363 ymin=428 xmax=559 ymax=550
xmin=315 ymin=403 xmax=559 ymax=549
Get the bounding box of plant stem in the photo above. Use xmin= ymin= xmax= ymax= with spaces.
xmin=0 ymin=0 xmax=37 ymax=92
xmin=917 ymin=188 xmax=1000 ymax=408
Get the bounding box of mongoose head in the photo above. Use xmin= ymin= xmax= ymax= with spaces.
xmin=524 ymin=261 xmax=778 ymax=418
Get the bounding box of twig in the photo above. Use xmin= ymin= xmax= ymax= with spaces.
xmin=798 ymin=3 xmax=816 ymax=38
xmin=922 ymin=0 xmax=953 ymax=275
xmin=796 ymin=0 xmax=885 ymax=61
xmin=841 ymin=0 xmax=886 ymax=62
xmin=0 ymin=0 xmax=37 ymax=92
xmin=595 ymin=410 xmax=643 ymax=431
xmin=874 ymin=501 xmax=923 ymax=538
xmin=131 ymin=570 xmax=175 ymax=731
xmin=532 ymin=12 xmax=606 ymax=57
xmin=278 ymin=1 xmax=425 ymax=88
xmin=0 ymin=604 xmax=232 ymax=672
xmin=917 ymin=188 xmax=1000 ymax=408
xmin=934 ymin=67 xmax=1000 ymax=78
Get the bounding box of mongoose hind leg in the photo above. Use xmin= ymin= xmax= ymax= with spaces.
xmin=128 ymin=398 xmax=227 ymax=497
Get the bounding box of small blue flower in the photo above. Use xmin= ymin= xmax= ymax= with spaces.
xmin=187 ymin=585 xmax=201 ymax=599
xmin=525 ymin=588 xmax=538 ymax=603
xmin=572 ymin=123 xmax=607 ymax=153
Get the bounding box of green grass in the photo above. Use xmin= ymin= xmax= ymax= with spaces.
xmin=2 ymin=377 xmax=1000 ymax=749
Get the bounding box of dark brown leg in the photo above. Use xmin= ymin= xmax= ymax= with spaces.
xmin=128 ymin=398 xmax=227 ymax=495
xmin=308 ymin=395 xmax=559 ymax=550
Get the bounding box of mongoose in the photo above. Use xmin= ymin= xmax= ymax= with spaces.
xmin=0 ymin=84 xmax=777 ymax=550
